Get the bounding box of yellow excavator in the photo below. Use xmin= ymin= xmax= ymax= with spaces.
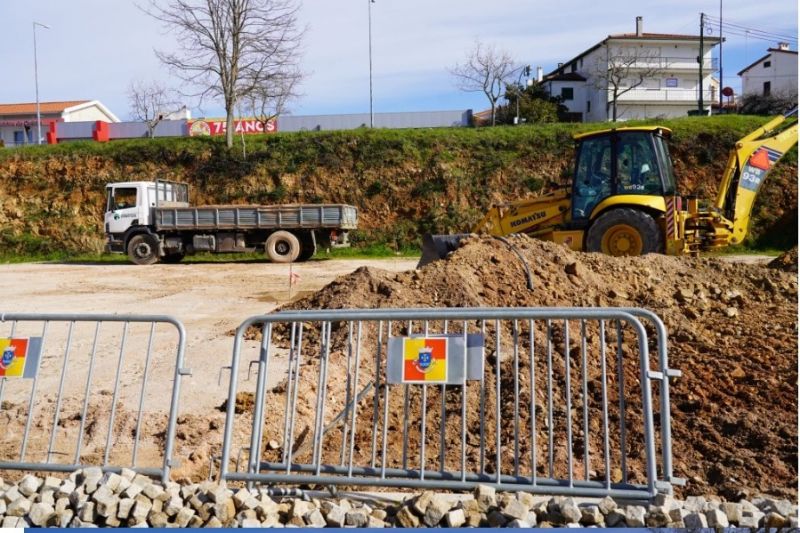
xmin=420 ymin=109 xmax=798 ymax=266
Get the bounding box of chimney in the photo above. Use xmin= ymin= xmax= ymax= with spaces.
xmin=536 ymin=66 xmax=543 ymax=82
xmin=636 ymin=16 xmax=643 ymax=37
xmin=778 ymin=42 xmax=790 ymax=50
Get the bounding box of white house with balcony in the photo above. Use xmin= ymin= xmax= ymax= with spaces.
xmin=542 ymin=17 xmax=720 ymax=122
xmin=738 ymin=43 xmax=798 ymax=98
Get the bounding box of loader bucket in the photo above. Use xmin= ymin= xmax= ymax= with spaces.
xmin=418 ymin=233 xmax=471 ymax=268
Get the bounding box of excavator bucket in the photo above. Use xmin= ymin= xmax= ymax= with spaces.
xmin=417 ymin=233 xmax=471 ymax=268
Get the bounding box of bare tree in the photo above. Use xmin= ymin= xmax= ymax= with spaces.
xmin=594 ymin=49 xmax=667 ymax=121
xmin=145 ymin=0 xmax=304 ymax=148
xmin=450 ymin=41 xmax=515 ymax=126
xmin=244 ymin=68 xmax=302 ymax=134
xmin=127 ymin=81 xmax=181 ymax=137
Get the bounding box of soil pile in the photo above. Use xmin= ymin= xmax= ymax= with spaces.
xmin=276 ymin=236 xmax=797 ymax=499
xmin=769 ymin=246 xmax=798 ymax=272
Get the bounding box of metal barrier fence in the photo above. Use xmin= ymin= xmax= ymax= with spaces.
xmin=0 ymin=313 xmax=188 ymax=482
xmin=220 ymin=307 xmax=680 ymax=499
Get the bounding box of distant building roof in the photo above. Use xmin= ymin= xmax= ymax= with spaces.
xmin=738 ymin=48 xmax=799 ymax=76
xmin=0 ymin=100 xmax=90 ymax=116
xmin=543 ymin=72 xmax=587 ymax=82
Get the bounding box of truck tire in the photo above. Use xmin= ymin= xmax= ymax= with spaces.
xmin=265 ymin=231 xmax=301 ymax=263
xmin=297 ymin=233 xmax=316 ymax=262
xmin=127 ymin=234 xmax=160 ymax=265
xmin=586 ymin=208 xmax=663 ymax=256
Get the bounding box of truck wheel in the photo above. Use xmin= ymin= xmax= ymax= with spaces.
xmin=265 ymin=231 xmax=301 ymax=263
xmin=127 ymin=234 xmax=160 ymax=265
xmin=586 ymin=208 xmax=663 ymax=256
xmin=161 ymin=252 xmax=185 ymax=264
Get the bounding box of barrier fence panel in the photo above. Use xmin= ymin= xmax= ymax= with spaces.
xmin=220 ymin=307 xmax=679 ymax=499
xmin=0 ymin=313 xmax=188 ymax=482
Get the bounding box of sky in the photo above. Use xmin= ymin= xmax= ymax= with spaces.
xmin=1 ymin=0 xmax=797 ymax=120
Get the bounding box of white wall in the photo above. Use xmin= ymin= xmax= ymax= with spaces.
xmin=63 ymin=103 xmax=116 ymax=122
xmin=741 ymin=51 xmax=798 ymax=97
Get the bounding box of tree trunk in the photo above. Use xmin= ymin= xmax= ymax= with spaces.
xmin=225 ymin=105 xmax=235 ymax=148
xmin=490 ymin=103 xmax=496 ymax=126
xmin=612 ymin=89 xmax=619 ymax=122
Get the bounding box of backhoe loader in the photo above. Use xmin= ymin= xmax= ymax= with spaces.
xmin=419 ymin=110 xmax=798 ymax=266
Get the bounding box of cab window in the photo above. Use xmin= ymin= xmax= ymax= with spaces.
xmin=572 ymin=136 xmax=612 ymax=220
xmin=112 ymin=187 xmax=137 ymax=210
xmin=616 ymin=132 xmax=662 ymax=195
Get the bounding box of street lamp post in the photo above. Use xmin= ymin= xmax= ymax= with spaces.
xmin=33 ymin=21 xmax=50 ymax=145
xmin=514 ymin=65 xmax=531 ymax=125
xmin=368 ymin=0 xmax=374 ymax=128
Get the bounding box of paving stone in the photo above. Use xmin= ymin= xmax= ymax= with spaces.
xmin=175 ymin=506 xmax=196 ymax=527
xmin=395 ymin=506 xmax=420 ymax=528
xmin=580 ymin=504 xmax=604 ymax=525
xmin=683 ymin=495 xmax=707 ymax=513
xmin=29 ymin=501 xmax=56 ymax=527
xmin=560 ymin=498 xmax=583 ymax=523
xmin=721 ymin=501 xmax=742 ymax=524
xmin=411 ymin=490 xmax=433 ymax=515
xmin=502 ymin=498 xmax=529 ymax=521
xmin=120 ymin=468 xmax=137 ymax=481
xmin=77 ymin=501 xmax=96 ymax=522
xmin=423 ymin=494 xmax=451 ymax=526
xmin=117 ymin=497 xmax=135 ymax=520
xmin=445 ymin=508 xmax=465 ymax=527
xmin=205 ymin=516 xmax=223 ymax=527
xmin=323 ymin=503 xmax=346 ymax=527
xmin=240 ymin=517 xmax=261 ymax=527
xmin=597 ymin=496 xmax=617 ymax=515
xmin=684 ymin=511 xmax=709 ymax=529
xmin=42 ymin=476 xmax=61 ymax=492
xmin=142 ymin=483 xmax=165 ymax=500
xmin=2 ymin=516 xmax=28 ymax=528
xmin=367 ymin=515 xmax=385 ymax=528
xmin=2 ymin=485 xmax=21 ymax=504
xmin=147 ymin=510 xmax=169 ymax=527
xmin=56 ymin=479 xmax=76 ymax=499
xmin=18 ymin=474 xmax=43 ymax=497
xmin=605 ymin=508 xmax=626 ymax=527
xmin=507 ymin=518 xmax=532 ymax=527
xmin=56 ymin=509 xmax=74 ymax=528
xmin=706 ymin=507 xmax=730 ymax=528
xmin=7 ymin=496 xmax=32 ymax=517
xmin=474 ymin=484 xmax=497 ymax=512
xmin=623 ymin=505 xmax=646 ymax=527
xmin=645 ymin=505 xmax=670 ymax=527
xmin=304 ymin=508 xmax=326 ymax=528
xmin=131 ymin=498 xmax=152 ymax=523
xmin=764 ymin=511 xmax=786 ymax=528
xmin=345 ymin=509 xmax=369 ymax=527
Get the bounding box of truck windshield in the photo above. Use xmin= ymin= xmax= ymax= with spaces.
xmin=112 ymin=187 xmax=137 ymax=210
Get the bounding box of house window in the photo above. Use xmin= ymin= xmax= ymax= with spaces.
xmin=587 ymin=100 xmax=591 ymax=113
xmin=665 ymin=77 xmax=679 ymax=88
xmin=764 ymin=81 xmax=771 ymax=96
xmin=571 ymin=63 xmax=577 ymax=73
xmin=764 ymin=60 xmax=771 ymax=68
xmin=561 ymin=87 xmax=574 ymax=100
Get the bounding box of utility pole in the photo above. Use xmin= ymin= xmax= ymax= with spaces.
xmin=719 ymin=0 xmax=723 ymax=112
xmin=698 ymin=12 xmax=704 ymax=115
xmin=368 ymin=0 xmax=374 ymax=128
xmin=33 ymin=21 xmax=50 ymax=145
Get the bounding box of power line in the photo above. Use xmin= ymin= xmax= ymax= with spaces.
xmin=703 ymin=15 xmax=797 ymax=42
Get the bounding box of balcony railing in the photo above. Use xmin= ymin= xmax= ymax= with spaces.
xmin=617 ymin=56 xmax=718 ymax=71
xmin=615 ymin=89 xmax=716 ymax=102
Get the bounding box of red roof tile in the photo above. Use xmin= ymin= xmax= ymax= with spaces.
xmin=0 ymin=100 xmax=90 ymax=116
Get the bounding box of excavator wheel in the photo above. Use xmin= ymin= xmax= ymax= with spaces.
xmin=586 ymin=208 xmax=663 ymax=256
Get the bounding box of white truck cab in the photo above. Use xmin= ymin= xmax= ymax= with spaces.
xmin=105 ymin=181 xmax=188 ymax=235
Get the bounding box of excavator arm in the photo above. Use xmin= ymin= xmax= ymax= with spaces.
xmin=708 ymin=108 xmax=798 ymax=246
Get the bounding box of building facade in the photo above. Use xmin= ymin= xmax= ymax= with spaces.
xmin=738 ymin=44 xmax=798 ymax=98
xmin=542 ymin=17 xmax=720 ymax=122
xmin=0 ymin=100 xmax=119 ymax=146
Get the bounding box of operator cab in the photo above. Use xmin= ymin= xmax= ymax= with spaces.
xmin=570 ymin=127 xmax=676 ymax=223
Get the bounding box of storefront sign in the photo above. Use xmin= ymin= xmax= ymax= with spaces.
xmin=187 ymin=117 xmax=277 ymax=136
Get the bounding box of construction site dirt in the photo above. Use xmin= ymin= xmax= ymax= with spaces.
xmin=0 ymin=242 xmax=795 ymax=502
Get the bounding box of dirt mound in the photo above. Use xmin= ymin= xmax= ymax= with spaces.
xmin=277 ymin=236 xmax=797 ymax=499
xmin=769 ymin=247 xmax=798 ymax=272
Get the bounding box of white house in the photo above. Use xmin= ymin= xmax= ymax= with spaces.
xmin=0 ymin=100 xmax=119 ymax=146
xmin=738 ymin=43 xmax=798 ymax=98
xmin=542 ymin=17 xmax=720 ymax=122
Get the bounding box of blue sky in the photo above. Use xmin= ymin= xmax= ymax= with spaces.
xmin=1 ymin=0 xmax=796 ymax=119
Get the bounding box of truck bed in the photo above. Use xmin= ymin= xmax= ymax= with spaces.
xmin=154 ymin=204 xmax=358 ymax=231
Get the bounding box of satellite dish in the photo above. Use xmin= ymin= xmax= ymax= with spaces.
xmin=722 ymin=87 xmax=734 ymax=97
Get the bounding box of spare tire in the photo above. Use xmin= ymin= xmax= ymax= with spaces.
xmin=265 ymin=231 xmax=301 ymax=263
xmin=586 ymin=208 xmax=663 ymax=256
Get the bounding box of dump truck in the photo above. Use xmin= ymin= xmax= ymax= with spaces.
xmin=420 ymin=110 xmax=798 ymax=266
xmin=104 ymin=180 xmax=357 ymax=265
